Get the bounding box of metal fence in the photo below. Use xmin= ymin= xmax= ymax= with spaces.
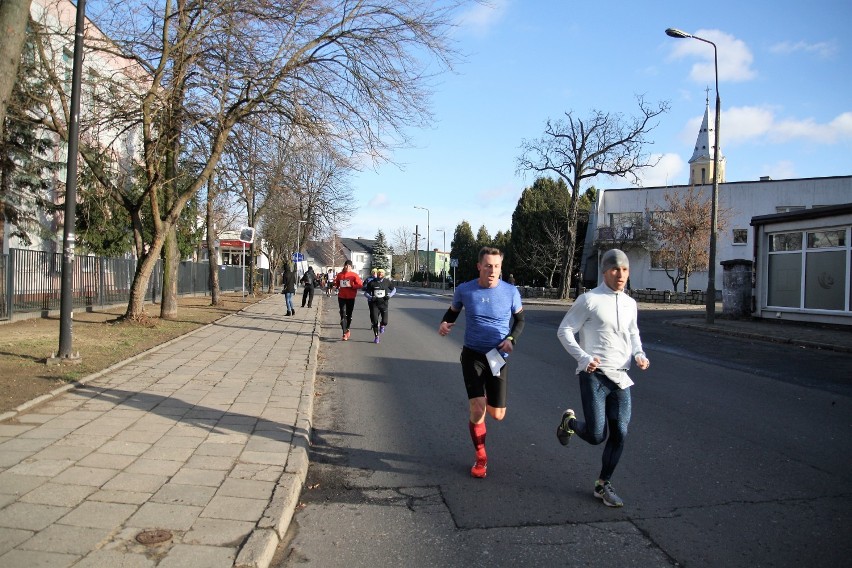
xmin=0 ymin=248 xmax=270 ymax=321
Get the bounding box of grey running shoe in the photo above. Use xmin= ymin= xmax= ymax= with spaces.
xmin=594 ymin=481 xmax=624 ymax=507
xmin=556 ymin=409 xmax=575 ymax=446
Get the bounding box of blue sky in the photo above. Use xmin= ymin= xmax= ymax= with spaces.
xmin=345 ymin=0 xmax=851 ymax=248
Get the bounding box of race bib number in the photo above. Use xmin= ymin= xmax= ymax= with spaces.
xmin=374 ymin=289 xmax=386 ymax=298
xmin=340 ymin=280 xmax=351 ymax=288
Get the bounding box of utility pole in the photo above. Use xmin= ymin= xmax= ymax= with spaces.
xmin=413 ymin=225 xmax=420 ymax=273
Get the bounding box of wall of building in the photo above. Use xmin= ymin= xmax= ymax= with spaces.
xmin=593 ymin=176 xmax=852 ymax=292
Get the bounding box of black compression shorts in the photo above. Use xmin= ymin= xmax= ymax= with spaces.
xmin=460 ymin=346 xmax=508 ymax=408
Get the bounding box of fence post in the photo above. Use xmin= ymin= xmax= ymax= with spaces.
xmin=4 ymin=252 xmax=12 ymax=319
xmin=9 ymin=250 xmax=17 ymax=319
xmin=98 ymin=257 xmax=105 ymax=307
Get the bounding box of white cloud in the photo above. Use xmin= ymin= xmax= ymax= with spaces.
xmin=758 ymin=160 xmax=796 ymax=180
xmin=680 ymin=107 xmax=852 ymax=146
xmin=769 ymin=40 xmax=838 ymax=59
xmin=721 ymin=106 xmax=774 ymax=143
xmin=368 ymin=193 xmax=390 ymax=208
xmin=456 ymin=0 xmax=509 ymax=37
xmin=477 ymin=182 xmax=519 ymax=202
xmin=667 ymin=29 xmax=755 ymax=83
xmin=637 ymin=153 xmax=685 ymax=187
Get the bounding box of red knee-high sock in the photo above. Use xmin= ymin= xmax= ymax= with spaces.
xmin=469 ymin=421 xmax=487 ymax=460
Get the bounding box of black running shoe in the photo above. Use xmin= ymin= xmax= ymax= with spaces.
xmin=556 ymin=409 xmax=575 ymax=446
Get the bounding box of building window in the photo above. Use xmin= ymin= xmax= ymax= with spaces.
xmin=608 ymin=212 xmax=642 ymax=233
xmin=767 ymin=232 xmax=802 ymax=308
xmin=732 ymin=229 xmax=748 ymax=244
xmin=769 ymin=232 xmax=802 ymax=252
xmin=804 ymin=229 xmax=847 ymax=311
xmin=766 ymin=228 xmax=850 ymax=312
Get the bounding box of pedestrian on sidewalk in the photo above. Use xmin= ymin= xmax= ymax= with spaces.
xmin=282 ymin=263 xmax=297 ymax=316
xmin=363 ymin=268 xmax=396 ymax=343
xmin=438 ymin=246 xmax=525 ymax=479
xmin=333 ymin=260 xmax=363 ymax=341
xmin=555 ymin=248 xmax=650 ymax=508
xmin=301 ymin=266 xmax=317 ymax=308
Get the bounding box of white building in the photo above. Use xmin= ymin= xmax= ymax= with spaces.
xmin=2 ymin=0 xmax=147 ymax=254
xmin=340 ymin=238 xmax=392 ymax=280
xmin=587 ymin=175 xmax=852 ymax=292
xmin=583 ymin=100 xmax=851 ymax=324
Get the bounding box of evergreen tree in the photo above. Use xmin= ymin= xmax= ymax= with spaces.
xmin=451 ymin=221 xmax=477 ymax=283
xmin=509 ymin=177 xmax=570 ymax=286
xmin=371 ymin=229 xmax=391 ymax=271
xmin=0 ymin=35 xmax=60 ymax=247
xmin=76 ymin=157 xmax=136 ymax=256
xmin=476 ymin=225 xmax=491 ymax=248
xmin=493 ymin=230 xmax=512 ymax=278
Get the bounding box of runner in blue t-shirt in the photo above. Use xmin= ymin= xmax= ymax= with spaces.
xmin=438 ymin=247 xmax=524 ymax=479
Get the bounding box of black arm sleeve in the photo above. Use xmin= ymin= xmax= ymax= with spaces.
xmin=442 ymin=307 xmax=460 ymax=324
xmin=508 ymin=310 xmax=525 ymax=341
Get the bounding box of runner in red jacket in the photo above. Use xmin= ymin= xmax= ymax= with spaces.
xmin=333 ymin=260 xmax=364 ymax=341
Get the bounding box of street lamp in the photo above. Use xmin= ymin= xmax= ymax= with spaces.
xmin=666 ymin=27 xmax=721 ymax=324
xmin=435 ymin=228 xmax=446 ymax=290
xmin=414 ymin=206 xmax=430 ymax=280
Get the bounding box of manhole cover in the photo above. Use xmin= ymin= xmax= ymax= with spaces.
xmin=136 ymin=529 xmax=172 ymax=545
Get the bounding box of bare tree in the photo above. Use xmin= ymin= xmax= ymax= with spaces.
xmin=203 ymin=170 xmax=241 ymax=305
xmin=258 ymin=190 xmax=300 ymax=292
xmin=390 ymin=226 xmax=415 ymax=281
xmin=31 ymin=0 xmax=462 ymax=319
xmin=517 ymin=95 xmax=669 ymax=299
xmin=276 ymin=135 xmax=356 ymax=246
xmin=522 ymin=218 xmax=566 ymax=288
xmin=648 ymin=186 xmax=730 ymax=292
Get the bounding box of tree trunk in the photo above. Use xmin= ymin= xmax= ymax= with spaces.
xmin=0 ymin=0 xmax=32 ymax=142
xmin=125 ymin=251 xmax=159 ymax=319
xmin=206 ymin=177 xmax=220 ymax=305
xmin=160 ymin=225 xmax=179 ymax=319
xmin=557 ymin=175 xmax=583 ymax=300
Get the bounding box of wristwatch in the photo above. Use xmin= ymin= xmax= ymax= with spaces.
xmin=506 ymin=335 xmax=515 ymax=345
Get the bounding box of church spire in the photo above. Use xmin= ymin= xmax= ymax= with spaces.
xmin=688 ymin=90 xmax=725 ymax=185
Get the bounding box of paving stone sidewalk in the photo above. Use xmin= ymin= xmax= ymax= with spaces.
xmin=0 ymin=295 xmax=320 ymax=568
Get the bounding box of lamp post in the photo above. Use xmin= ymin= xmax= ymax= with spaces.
xmin=435 ymin=228 xmax=446 ymax=290
xmin=54 ymin=0 xmax=87 ymax=364
xmin=414 ymin=206 xmax=430 ymax=281
xmin=666 ymin=27 xmax=721 ymax=324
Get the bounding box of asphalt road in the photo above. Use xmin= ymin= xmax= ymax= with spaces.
xmin=273 ymin=291 xmax=852 ymax=567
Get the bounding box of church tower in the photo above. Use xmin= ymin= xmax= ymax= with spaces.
xmin=688 ymin=91 xmax=726 ymax=186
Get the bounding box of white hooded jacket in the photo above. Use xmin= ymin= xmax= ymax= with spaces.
xmin=556 ymin=283 xmax=645 ymax=388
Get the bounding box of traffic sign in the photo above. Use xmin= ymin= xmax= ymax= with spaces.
xmin=450 ymin=258 xmax=458 ymax=268
xmin=292 ymin=252 xmax=304 ymax=261
xmin=239 ymin=227 xmax=255 ymax=243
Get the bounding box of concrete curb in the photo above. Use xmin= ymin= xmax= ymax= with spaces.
xmin=669 ymin=319 xmax=852 ymax=354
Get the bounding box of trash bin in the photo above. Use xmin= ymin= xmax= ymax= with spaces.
xmin=721 ymin=259 xmax=753 ymax=318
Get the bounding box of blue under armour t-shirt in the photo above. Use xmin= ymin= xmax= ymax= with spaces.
xmin=452 ymin=279 xmax=523 ymax=353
